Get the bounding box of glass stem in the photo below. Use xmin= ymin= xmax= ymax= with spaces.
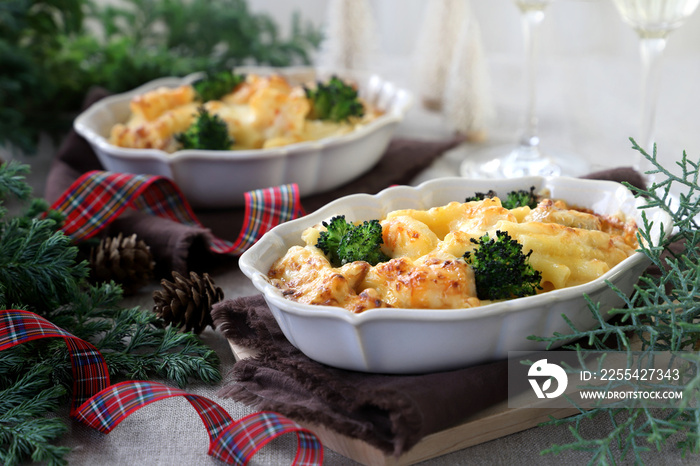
xmin=638 ymin=37 xmax=667 ymax=168
xmin=518 ymin=8 xmax=546 ymax=157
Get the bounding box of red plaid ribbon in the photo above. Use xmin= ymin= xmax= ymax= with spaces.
xmin=213 ymin=411 xmax=323 ymax=466
xmin=50 ymin=171 xmax=306 ymax=255
xmin=0 ymin=309 xmax=110 ymax=415
xmin=0 ymin=310 xmax=323 ymax=465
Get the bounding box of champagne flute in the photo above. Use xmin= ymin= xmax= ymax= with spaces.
xmin=461 ymin=0 xmax=586 ymax=179
xmin=611 ymin=0 xmax=700 ymax=172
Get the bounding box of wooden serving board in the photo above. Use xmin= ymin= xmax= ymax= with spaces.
xmin=227 ymin=341 xmax=578 ymax=466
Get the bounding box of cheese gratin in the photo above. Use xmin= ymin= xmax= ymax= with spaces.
xmin=268 ymin=196 xmax=639 ymax=313
xmin=109 ymin=74 xmax=382 ymax=153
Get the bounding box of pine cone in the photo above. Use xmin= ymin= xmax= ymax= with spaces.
xmin=90 ymin=233 xmax=155 ymax=295
xmin=152 ymin=271 xmax=224 ymax=334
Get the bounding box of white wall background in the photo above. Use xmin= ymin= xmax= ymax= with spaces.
xmin=246 ymin=0 xmax=700 ymax=176
xmin=248 ymin=0 xmax=700 ymax=60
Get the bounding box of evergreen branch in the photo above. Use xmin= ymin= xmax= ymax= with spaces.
xmin=156 ymin=349 xmax=221 ymax=388
xmin=46 ymin=282 xmax=125 ymax=339
xmin=0 ymin=218 xmax=88 ymax=312
xmin=0 ymin=365 xmax=70 ymax=466
xmin=0 ymin=418 xmax=71 ymax=466
xmin=1 ymin=385 xmax=68 ymax=426
xmin=44 ymin=290 xmax=222 ymax=388
xmin=100 ymin=323 xmax=221 ymax=388
xmin=0 ymin=366 xmax=67 ymax=419
xmin=0 ymin=161 xmax=31 ymax=202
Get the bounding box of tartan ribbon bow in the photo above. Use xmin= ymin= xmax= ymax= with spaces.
xmin=50 ymin=171 xmax=306 ymax=255
xmin=0 ymin=310 xmax=323 ymax=465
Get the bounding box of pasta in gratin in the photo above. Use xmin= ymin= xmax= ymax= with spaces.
xmin=268 ymin=195 xmax=639 ymax=313
xmin=109 ymin=74 xmax=382 ymax=153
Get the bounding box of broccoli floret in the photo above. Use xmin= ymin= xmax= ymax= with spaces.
xmin=337 ymin=220 xmax=389 ymax=266
xmin=465 ymin=186 xmax=538 ymax=209
xmin=502 ymin=186 xmax=538 ymax=209
xmin=316 ymin=216 xmax=353 ymax=266
xmin=463 ymin=230 xmax=543 ymax=301
xmin=465 ymin=190 xmax=496 ymax=203
xmin=175 ymin=107 xmax=233 ymax=150
xmin=305 ymin=76 xmax=364 ymax=122
xmin=193 ymin=71 xmax=245 ymax=102
xmin=316 ymin=215 xmax=388 ymax=267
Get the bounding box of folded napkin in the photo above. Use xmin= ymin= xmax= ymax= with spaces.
xmin=212 ymin=295 xmax=509 ymax=456
xmin=44 ymin=87 xmax=462 ymax=274
xmin=210 ymin=167 xmax=650 ymax=457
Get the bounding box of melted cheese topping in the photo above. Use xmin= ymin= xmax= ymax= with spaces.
xmin=109 ymin=74 xmax=381 ymax=153
xmin=268 ymin=197 xmax=639 ymax=313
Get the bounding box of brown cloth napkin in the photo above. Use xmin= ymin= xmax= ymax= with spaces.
xmin=44 ymin=87 xmax=462 ymax=275
xmin=210 ymin=167 xmax=650 ymax=457
xmin=212 ymin=295 xmax=509 ymax=456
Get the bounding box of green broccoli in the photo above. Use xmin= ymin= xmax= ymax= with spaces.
xmin=316 ymin=215 xmax=389 ymax=267
xmin=465 ymin=186 xmax=539 ymax=209
xmin=463 ymin=230 xmax=543 ymax=301
xmin=193 ymin=71 xmax=245 ymax=102
xmin=465 ymin=190 xmax=496 ymax=203
xmin=337 ymin=220 xmax=389 ymax=266
xmin=305 ymin=76 xmax=364 ymax=122
xmin=501 ymin=186 xmax=538 ymax=209
xmin=316 ymin=216 xmax=353 ymax=265
xmin=175 ymin=107 xmax=233 ymax=150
